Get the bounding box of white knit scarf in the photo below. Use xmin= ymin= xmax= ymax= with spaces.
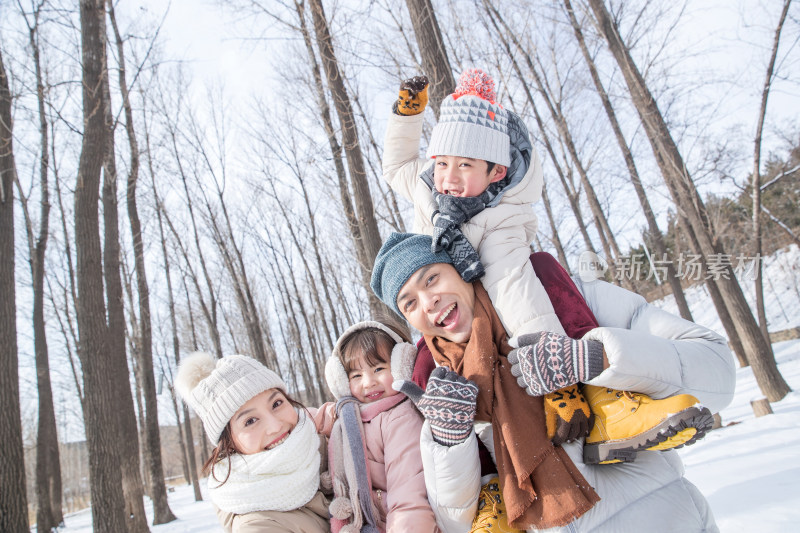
xmin=207 ymin=409 xmax=321 ymax=514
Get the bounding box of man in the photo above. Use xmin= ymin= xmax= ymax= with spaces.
xmin=370 ymin=232 xmax=735 ymax=533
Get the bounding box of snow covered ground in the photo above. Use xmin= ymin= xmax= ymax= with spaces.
xmin=50 ymin=246 xmax=800 ymax=532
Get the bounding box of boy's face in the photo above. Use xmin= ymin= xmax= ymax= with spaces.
xmin=347 ymin=344 xmax=399 ymax=404
xmin=433 ymin=155 xmax=507 ymax=198
xmin=397 ymin=262 xmax=476 ymax=343
xmin=230 ymin=389 xmax=298 ymax=455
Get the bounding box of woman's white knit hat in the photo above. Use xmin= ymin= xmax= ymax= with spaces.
xmin=175 ymin=352 xmax=287 ymax=444
xmin=325 ymin=321 xmax=417 ymax=399
xmin=426 ymin=69 xmax=510 ymax=166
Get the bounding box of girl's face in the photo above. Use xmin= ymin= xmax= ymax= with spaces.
xmin=347 ymin=344 xmax=399 ymax=404
xmin=229 ymin=389 xmax=298 ymax=455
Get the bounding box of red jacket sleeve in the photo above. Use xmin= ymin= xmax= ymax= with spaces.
xmin=529 ymin=252 xmax=599 ymax=338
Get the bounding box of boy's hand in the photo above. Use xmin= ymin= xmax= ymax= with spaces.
xmin=508 ymin=331 xmax=605 ymax=397
xmin=543 ymin=386 xmax=593 ymax=445
xmin=394 ymin=75 xmax=429 ymax=116
xmin=393 ymin=366 xmax=478 ymax=447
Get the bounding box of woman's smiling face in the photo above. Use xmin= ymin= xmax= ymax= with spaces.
xmin=229 ymin=388 xmax=298 ymax=455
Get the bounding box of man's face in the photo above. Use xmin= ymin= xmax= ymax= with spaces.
xmin=396 ymin=263 xmax=475 ymax=343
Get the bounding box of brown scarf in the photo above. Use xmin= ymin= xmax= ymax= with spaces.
xmin=425 ymin=282 xmax=599 ymax=530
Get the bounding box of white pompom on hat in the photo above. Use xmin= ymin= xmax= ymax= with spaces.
xmin=325 ymin=321 xmax=417 ymax=399
xmin=175 ymin=352 xmax=287 ymax=445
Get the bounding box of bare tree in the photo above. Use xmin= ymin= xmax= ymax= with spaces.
xmin=0 ymin=46 xmax=30 ymax=533
xmin=107 ymin=0 xmax=176 ymax=523
xmin=480 ymin=7 xmax=597 ymax=257
xmin=181 ymin=96 xmax=275 ymax=368
xmin=73 ymin=0 xmax=128 ymax=529
xmin=485 ymin=1 xmax=629 ymax=286
xmin=563 ymin=0 xmax=692 ymax=319
xmin=145 ymin=98 xmax=203 ymax=501
xmin=587 ymin=0 xmax=791 ymax=401
xmin=404 ymin=0 xmax=455 ymax=117
xmin=752 ymin=0 xmax=792 ymax=342
xmin=308 ymin=0 xmax=388 ymax=315
xmin=13 ymin=1 xmax=65 ymax=528
xmin=99 ymin=15 xmax=150 ymax=530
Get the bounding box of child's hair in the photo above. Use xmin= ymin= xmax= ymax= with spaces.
xmin=338 ymin=314 xmax=411 ymax=373
xmin=202 ymin=391 xmax=309 ymax=485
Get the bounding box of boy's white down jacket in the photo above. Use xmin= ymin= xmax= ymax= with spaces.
xmin=382 ymin=112 xmax=565 ymax=339
xmin=420 ymin=277 xmax=735 ymax=533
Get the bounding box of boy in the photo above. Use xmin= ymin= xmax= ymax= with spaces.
xmin=381 ymin=69 xmax=712 ymax=466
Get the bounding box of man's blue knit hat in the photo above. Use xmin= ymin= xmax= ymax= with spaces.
xmin=371 ymin=232 xmax=453 ymax=316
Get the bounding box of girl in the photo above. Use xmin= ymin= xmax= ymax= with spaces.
xmin=175 ymin=352 xmax=330 ymax=533
xmin=323 ymin=319 xmax=440 ymax=532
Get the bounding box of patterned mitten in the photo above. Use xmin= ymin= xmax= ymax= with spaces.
xmin=393 ymin=366 xmax=478 ymax=447
xmin=394 ymin=75 xmax=429 ymax=116
xmin=507 ymin=331 xmax=605 ymax=397
xmin=543 ymin=386 xmax=594 ymax=445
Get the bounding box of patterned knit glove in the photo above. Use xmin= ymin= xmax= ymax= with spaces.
xmin=393 ymin=366 xmax=478 ymax=447
xmin=393 ymin=75 xmax=429 ymax=116
xmin=507 ymin=331 xmax=605 ymax=397
xmin=544 ymin=386 xmax=593 ymax=446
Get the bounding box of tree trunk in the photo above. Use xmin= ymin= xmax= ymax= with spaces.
xmin=752 ymin=0 xmax=791 ymax=343
xmin=147 ymin=119 xmax=203 ymax=501
xmin=307 ymin=0 xmax=388 ymax=316
xmin=99 ymin=29 xmax=150 ymax=532
xmin=404 ymin=0 xmax=455 ymax=118
xmin=540 ymin=182 xmax=571 ymax=273
xmin=107 ymin=1 xmax=177 ymax=523
xmin=172 ymin=134 xmax=224 ymax=359
xmin=679 ymin=223 xmax=749 ymax=367
xmin=481 ymin=2 xmax=597 ymax=256
xmin=294 ymin=0 xmax=369 ymax=324
xmin=588 ymin=0 xmax=790 ymax=401
xmin=563 ymin=0 xmax=691 ymax=318
xmin=15 ymin=6 xmax=66 ymax=528
xmin=485 ymin=1 xmax=626 ymax=286
xmin=73 ymin=1 xmax=128 ymax=529
xmin=0 ymin=47 xmax=30 ymax=533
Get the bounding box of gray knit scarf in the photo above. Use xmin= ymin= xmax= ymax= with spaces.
xmin=333 ymin=396 xmax=380 ymax=533
xmin=420 ymin=110 xmax=533 ymax=282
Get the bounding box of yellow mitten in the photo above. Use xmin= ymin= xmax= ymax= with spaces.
xmin=543 ymin=386 xmax=593 ymax=445
xmin=394 ymin=75 xmax=429 ymax=116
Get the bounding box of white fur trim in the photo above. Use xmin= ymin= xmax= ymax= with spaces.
xmin=174 ymin=352 xmax=217 ymax=402
xmin=326 ymin=321 xmax=417 ymax=399
xmin=326 ymin=356 xmax=352 ymax=399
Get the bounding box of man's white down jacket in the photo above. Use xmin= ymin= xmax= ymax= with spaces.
xmin=420 ymin=277 xmax=736 ymax=533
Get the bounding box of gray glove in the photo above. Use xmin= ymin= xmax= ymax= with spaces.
xmin=393 ymin=367 xmax=478 ymax=447
xmin=507 ymin=332 xmax=605 ymax=397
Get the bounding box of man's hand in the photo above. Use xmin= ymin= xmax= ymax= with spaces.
xmin=393 ymin=366 xmax=478 ymax=447
xmin=394 ymin=75 xmax=429 ymax=116
xmin=544 ymin=386 xmax=593 ymax=445
xmin=507 ymin=331 xmax=605 ymax=397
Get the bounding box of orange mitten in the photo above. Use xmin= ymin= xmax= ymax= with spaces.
xmin=543 ymin=386 xmax=593 ymax=445
xmin=394 ymin=75 xmax=429 ymax=116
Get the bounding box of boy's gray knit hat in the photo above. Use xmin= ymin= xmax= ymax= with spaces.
xmin=426 ymin=69 xmax=510 ymax=166
xmin=370 ymin=232 xmax=453 ymax=316
xmin=174 ymin=352 xmax=287 ymax=444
